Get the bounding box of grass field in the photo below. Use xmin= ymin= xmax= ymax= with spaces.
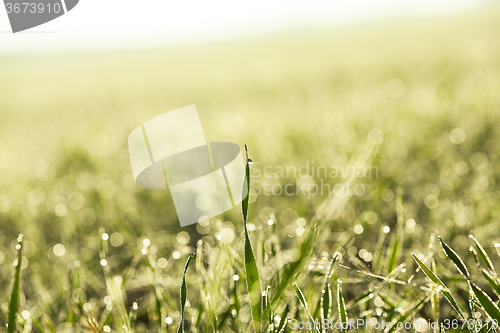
xmin=1 ymin=5 xmax=500 ymax=332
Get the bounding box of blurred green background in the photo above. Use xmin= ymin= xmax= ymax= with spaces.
xmin=1 ymin=4 xmax=500 ymax=332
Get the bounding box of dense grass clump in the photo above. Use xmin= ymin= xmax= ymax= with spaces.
xmin=1 ymin=5 xmax=500 ymax=333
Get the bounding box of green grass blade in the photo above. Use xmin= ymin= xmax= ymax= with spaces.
xmin=438 ymin=237 xmax=470 ymax=279
xmin=387 ymin=190 xmax=404 ymax=275
xmin=429 ymin=234 xmax=439 ymax=333
xmin=412 ymin=253 xmax=467 ymax=321
xmin=321 ymin=254 xmax=338 ymax=323
xmin=276 ymin=305 xmax=289 ymax=333
xmin=470 ymin=246 xmax=481 ymax=267
xmin=263 ymin=286 xmax=273 ymax=330
xmin=321 ymin=282 xmax=331 ymax=324
xmin=241 ymin=144 xmax=262 ymax=333
xmin=294 ymin=283 xmax=319 ymax=333
xmin=471 ymin=235 xmax=496 ymax=273
xmin=7 ymin=234 xmax=23 ymax=333
xmin=178 ymin=253 xmax=195 ymax=333
xmin=336 ymin=280 xmax=347 ymax=333
xmin=469 ymin=282 xmax=500 ymax=322
xmin=481 ymin=269 xmax=500 ymax=295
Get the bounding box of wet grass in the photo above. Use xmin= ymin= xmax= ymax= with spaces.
xmin=1 ymin=5 xmax=500 ymax=333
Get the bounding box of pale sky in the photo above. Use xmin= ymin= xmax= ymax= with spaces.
xmin=0 ymin=0 xmax=487 ymax=53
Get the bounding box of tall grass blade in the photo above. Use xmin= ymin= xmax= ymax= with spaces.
xmin=471 ymin=235 xmax=496 ymax=273
xmin=387 ymin=233 xmax=400 ymax=276
xmin=178 ymin=253 xmax=195 ymax=333
xmin=412 ymin=253 xmax=468 ymax=321
xmin=263 ymin=285 xmax=273 ymax=330
xmin=337 ymin=280 xmax=347 ymax=333
xmin=321 ymin=283 xmax=331 ymax=325
xmin=469 ymin=282 xmax=500 ymax=322
xmin=276 ymin=305 xmax=289 ymax=333
xmin=481 ymin=268 xmax=500 ymax=296
xmin=387 ymin=189 xmax=404 ymax=275
xmin=7 ymin=234 xmax=23 ymax=333
xmin=294 ymin=283 xmax=319 ymax=333
xmin=321 ymin=254 xmax=338 ymax=323
xmin=241 ymin=144 xmax=262 ymax=333
xmin=438 ymin=237 xmax=470 ymax=279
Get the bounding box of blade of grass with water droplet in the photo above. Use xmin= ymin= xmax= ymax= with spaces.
xmin=428 ymin=234 xmax=439 ymax=333
xmin=294 ymin=282 xmax=320 ymax=333
xmin=387 ymin=232 xmax=401 ymax=277
xmin=242 ymin=145 xmax=262 ymax=333
xmin=337 ymin=280 xmax=347 ymax=333
xmin=481 ymin=268 xmax=500 ymax=296
xmin=438 ymin=237 xmax=470 ymax=280
xmin=7 ymin=234 xmax=23 ymax=333
xmin=178 ymin=253 xmax=195 ymax=333
xmin=412 ymin=253 xmax=468 ymax=321
xmin=322 ymin=254 xmax=339 ymax=322
xmin=387 ymin=190 xmax=404 ymax=276
xmin=276 ymin=304 xmax=289 ymax=333
xmin=263 ymin=286 xmax=273 ymax=330
xmin=471 ymin=235 xmax=495 ymax=273
xmin=321 ymin=283 xmax=331 ymax=325
xmin=469 ymin=282 xmax=500 ymax=322
xmin=129 ymin=302 xmax=138 ymax=330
